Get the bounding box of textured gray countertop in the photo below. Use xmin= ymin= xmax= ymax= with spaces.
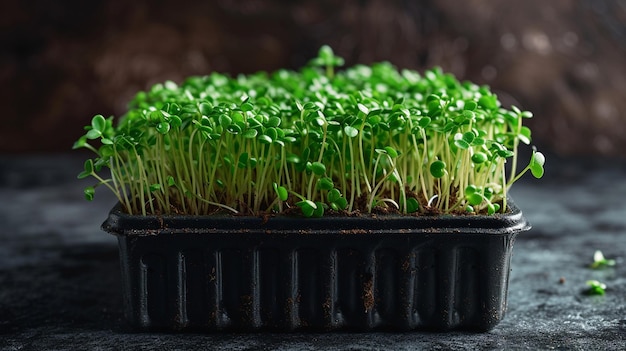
xmin=0 ymin=154 xmax=625 ymax=350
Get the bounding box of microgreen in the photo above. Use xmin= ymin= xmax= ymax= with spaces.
xmin=75 ymin=46 xmax=544 ymax=217
xmin=585 ymin=280 xmax=607 ymax=295
xmin=590 ymin=250 xmax=616 ymax=269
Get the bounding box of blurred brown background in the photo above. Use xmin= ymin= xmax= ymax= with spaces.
xmin=1 ymin=0 xmax=625 ymax=156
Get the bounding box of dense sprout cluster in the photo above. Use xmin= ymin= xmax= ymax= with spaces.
xmin=76 ymin=46 xmax=544 ymax=216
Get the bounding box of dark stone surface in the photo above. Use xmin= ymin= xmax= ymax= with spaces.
xmin=1 ymin=154 xmax=625 ymax=350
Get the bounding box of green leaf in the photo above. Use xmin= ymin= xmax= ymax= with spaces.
xmin=530 ymin=152 xmax=545 ymax=178
xmin=319 ymin=45 xmax=334 ymax=61
xmin=328 ymin=188 xmax=341 ymax=202
xmin=467 ymin=193 xmax=483 ymax=206
xmin=91 ymin=115 xmax=106 ymax=132
xmin=86 ymin=129 xmax=102 ymax=140
xmin=232 ymin=112 xmax=244 ymax=123
xmin=84 ymin=186 xmax=95 ymax=201
xmin=585 ymin=280 xmax=606 ymax=295
xmin=384 ymin=146 xmax=399 ymax=158
xmin=277 ymin=187 xmax=289 ymax=201
xmin=149 ymin=184 xmax=162 ymax=192
xmin=296 ymin=200 xmax=317 ymax=217
xmin=368 ymin=109 xmax=382 ymax=117
xmin=427 ymin=100 xmax=441 ymax=113
xmin=267 ymin=116 xmax=282 ymax=128
xmin=312 ymin=201 xmax=325 ymax=217
xmin=317 ymin=177 xmax=334 ymax=191
xmin=265 ymin=127 xmax=278 ymax=141
xmin=167 ymin=176 xmax=176 ymax=187
xmin=295 ymin=100 xmax=304 ymax=111
xmin=332 ymin=197 xmax=348 ymax=211
xmin=286 ymin=154 xmax=300 ymax=164
xmin=442 ymin=122 xmax=456 ymax=133
xmin=462 ymin=131 xmax=475 ymax=144
xmin=590 ymin=250 xmax=616 ymax=269
xmin=303 ymin=102 xmax=318 ymax=110
xmin=465 ymin=185 xmax=478 ymax=195
xmin=273 ymin=183 xmax=289 ymax=201
xmin=218 ymin=114 xmax=232 ymax=126
xmin=149 ymin=110 xmax=164 ymax=123
xmin=406 ymin=197 xmax=419 ymax=213
xmin=311 ymin=162 xmax=326 ymax=176
xmin=240 ymin=102 xmax=254 ymax=112
xmin=249 ymin=157 xmax=258 ymax=168
xmin=484 ymin=187 xmax=493 ymax=199
xmin=368 ymin=115 xmax=382 ymax=125
xmin=73 ymin=137 xmax=87 ymax=150
xmin=471 ymin=137 xmax=485 ymax=146
xmin=429 ymin=160 xmax=446 ymax=178
xmin=471 ymin=152 xmax=488 ymax=164
xmin=533 ymin=151 xmax=546 ymax=166
xmin=462 ymin=110 xmax=476 ymax=120
xmin=156 ymin=122 xmax=171 ymax=134
xmin=227 ymin=123 xmax=242 ymax=134
xmin=199 ymin=102 xmax=213 ymax=115
xmin=478 ymin=95 xmax=498 ymax=110
xmin=169 ymin=115 xmax=182 ymax=128
xmin=454 ymin=139 xmax=470 ymax=150
xmin=418 ymin=117 xmax=431 ymax=128
xmin=497 ymin=149 xmax=514 ymax=158
xmin=464 ymin=101 xmax=477 ymax=111
xmin=258 ymin=134 xmax=273 ymax=144
xmin=83 ymin=159 xmax=94 ymax=174
xmin=312 ymin=115 xmax=325 ymax=127
xmin=357 ymin=103 xmax=369 ymax=115
xmin=243 ymin=129 xmax=258 ymax=139
xmin=344 ymin=125 xmax=358 ymax=138
xmin=487 ymin=203 xmax=496 ymax=215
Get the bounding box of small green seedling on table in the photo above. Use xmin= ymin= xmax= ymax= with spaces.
xmin=75 ymin=45 xmax=545 ymax=217
xmin=590 ymin=250 xmax=616 ymax=269
xmin=583 ymin=250 xmax=615 ymax=296
xmin=585 ymin=280 xmax=607 ymax=295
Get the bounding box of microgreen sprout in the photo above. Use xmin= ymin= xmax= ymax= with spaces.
xmin=585 ymin=280 xmax=607 ymax=295
xmin=75 ymin=46 xmax=544 ymax=217
xmin=590 ymin=250 xmax=616 ymax=269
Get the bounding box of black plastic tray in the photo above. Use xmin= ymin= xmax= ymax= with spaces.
xmin=103 ymin=199 xmax=530 ymax=332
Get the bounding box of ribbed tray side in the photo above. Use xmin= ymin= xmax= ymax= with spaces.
xmin=118 ymin=232 xmax=516 ymax=331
